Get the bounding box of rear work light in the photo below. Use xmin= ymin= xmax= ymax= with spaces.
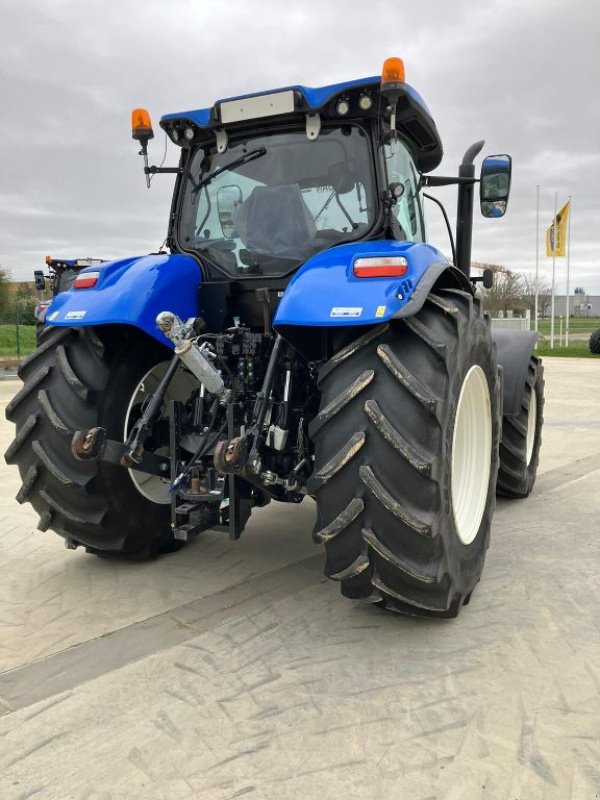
xmin=73 ymin=271 xmax=100 ymax=289
xmin=353 ymin=256 xmax=408 ymax=278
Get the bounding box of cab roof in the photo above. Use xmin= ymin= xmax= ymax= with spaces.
xmin=160 ymin=75 xmax=443 ymax=172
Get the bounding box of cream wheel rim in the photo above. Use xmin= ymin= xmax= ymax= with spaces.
xmin=526 ymin=388 xmax=538 ymax=465
xmin=451 ymin=365 xmax=493 ymax=546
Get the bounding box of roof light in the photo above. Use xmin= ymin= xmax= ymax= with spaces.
xmin=359 ymin=93 xmax=373 ymax=111
xmin=172 ymin=128 xmax=180 ymax=142
xmin=381 ymin=57 xmax=405 ymax=86
xmin=184 ymin=126 xmax=194 ymax=141
xmin=45 ymin=255 xmax=52 ymax=264
xmin=73 ymin=270 xmax=100 ymax=289
xmin=353 ymin=256 xmax=408 ymax=278
xmin=336 ymin=98 xmax=350 ymax=116
xmin=131 ymin=108 xmax=154 ymax=142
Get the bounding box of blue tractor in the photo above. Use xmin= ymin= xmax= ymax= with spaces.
xmin=5 ymin=58 xmax=544 ymax=617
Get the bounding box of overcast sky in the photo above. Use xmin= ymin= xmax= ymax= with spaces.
xmin=1 ymin=0 xmax=598 ymax=293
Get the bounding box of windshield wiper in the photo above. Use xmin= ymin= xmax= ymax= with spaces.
xmin=191 ymin=147 xmax=267 ymax=195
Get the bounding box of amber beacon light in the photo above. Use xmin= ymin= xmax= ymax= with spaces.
xmin=131 ymin=108 xmax=154 ymax=142
xmin=381 ymin=57 xmax=405 ymax=87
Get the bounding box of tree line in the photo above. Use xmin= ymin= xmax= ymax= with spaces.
xmin=0 ymin=267 xmax=38 ymax=325
xmin=474 ymin=262 xmax=555 ymax=318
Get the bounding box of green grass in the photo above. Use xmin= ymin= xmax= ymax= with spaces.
xmin=535 ymin=341 xmax=600 ymax=358
xmin=536 ymin=317 xmax=600 ymax=336
xmin=0 ymin=324 xmax=37 ymax=358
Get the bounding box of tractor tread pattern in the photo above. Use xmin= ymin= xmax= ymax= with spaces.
xmin=37 ymin=389 xmax=71 ymax=436
xmin=361 ymin=527 xmax=437 ymax=584
xmin=4 ymin=326 xmax=173 ymax=555
xmin=318 ymin=325 xmax=389 ymax=384
xmin=364 ymin=398 xmax=433 ymax=476
xmin=313 ymin=497 xmax=364 ymax=543
xmin=4 ymin=413 xmax=38 ymax=463
xmin=16 ymin=465 xmax=39 ymax=505
xmin=310 ymin=289 xmax=500 ymax=618
xmin=308 ymin=370 xmax=374 ymax=437
xmin=359 ymin=465 xmax=432 ymax=537
xmin=5 ymin=367 xmax=51 ymax=422
xmin=377 ymin=344 xmax=439 ymax=415
xmin=55 ymin=345 xmax=90 ymax=401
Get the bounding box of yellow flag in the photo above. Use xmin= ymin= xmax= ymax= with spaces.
xmin=546 ymin=201 xmax=570 ymax=257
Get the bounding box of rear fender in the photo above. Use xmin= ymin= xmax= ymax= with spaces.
xmin=492 ymin=330 xmax=540 ymax=416
xmin=45 ymin=253 xmax=202 ymax=346
xmin=274 ymin=240 xmax=469 ymax=328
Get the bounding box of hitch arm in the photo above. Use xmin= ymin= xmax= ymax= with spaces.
xmin=71 ymin=427 xmax=170 ymax=478
xmin=123 ymin=355 xmax=180 ymax=466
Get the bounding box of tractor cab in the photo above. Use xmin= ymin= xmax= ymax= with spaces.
xmin=136 ymin=59 xmax=442 ymax=285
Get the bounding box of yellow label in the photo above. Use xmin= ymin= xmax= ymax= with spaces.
xmin=375 ymin=305 xmax=386 ymax=318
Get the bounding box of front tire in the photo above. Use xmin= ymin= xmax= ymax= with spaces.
xmin=5 ymin=326 xmax=181 ymax=556
xmin=309 ymin=289 xmax=501 ymax=617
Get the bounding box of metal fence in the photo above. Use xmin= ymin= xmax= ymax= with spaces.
xmin=0 ymin=308 xmax=37 ymax=368
xmin=489 ymin=317 xmax=530 ymax=331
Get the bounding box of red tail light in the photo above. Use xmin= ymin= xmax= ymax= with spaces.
xmin=353 ymin=256 xmax=408 ymax=278
xmin=73 ymin=270 xmax=100 ymax=289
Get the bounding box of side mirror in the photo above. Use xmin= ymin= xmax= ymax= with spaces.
xmin=480 ymin=154 xmax=511 ymax=218
xmin=482 ymin=268 xmax=494 ymax=289
xmin=217 ymin=185 xmax=243 ymax=238
xmin=34 ymin=270 xmax=46 ymax=291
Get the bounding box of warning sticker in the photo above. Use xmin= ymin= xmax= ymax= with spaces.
xmin=330 ymin=307 xmax=363 ymax=318
xmin=375 ymin=305 xmax=386 ymax=318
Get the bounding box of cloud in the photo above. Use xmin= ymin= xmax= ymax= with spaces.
xmin=0 ymin=0 xmax=597 ymax=292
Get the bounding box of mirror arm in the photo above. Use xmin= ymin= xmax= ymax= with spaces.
xmin=144 ymin=166 xmax=181 ymax=175
xmin=422 ymin=175 xmax=478 ymax=187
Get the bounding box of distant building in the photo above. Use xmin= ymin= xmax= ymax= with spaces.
xmin=552 ymin=294 xmax=600 ymax=316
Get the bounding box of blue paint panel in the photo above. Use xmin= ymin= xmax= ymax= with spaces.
xmin=274 ymin=241 xmax=448 ymax=327
xmin=161 ymin=77 xmax=432 ymax=128
xmin=161 ymin=107 xmax=213 ymax=127
xmin=45 ymin=253 xmax=202 ymax=346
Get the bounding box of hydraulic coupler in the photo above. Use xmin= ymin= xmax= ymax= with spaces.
xmin=156 ymin=311 xmax=226 ymax=398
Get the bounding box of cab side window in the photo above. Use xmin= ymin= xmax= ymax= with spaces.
xmin=383 ymin=141 xmax=425 ymax=242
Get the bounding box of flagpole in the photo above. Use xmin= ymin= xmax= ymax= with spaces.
xmin=565 ymin=195 xmax=572 ymax=347
xmin=535 ymin=184 xmax=540 ymax=332
xmin=550 ymin=191 xmax=557 ymax=349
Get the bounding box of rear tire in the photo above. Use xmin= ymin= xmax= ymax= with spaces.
xmin=5 ymin=326 xmax=179 ymax=557
xmin=497 ymin=356 xmax=544 ymax=498
xmin=309 ymin=289 xmax=501 ymax=618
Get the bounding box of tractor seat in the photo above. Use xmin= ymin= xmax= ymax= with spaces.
xmin=233 ymin=184 xmax=317 ymax=259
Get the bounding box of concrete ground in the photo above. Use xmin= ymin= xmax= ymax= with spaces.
xmin=0 ymin=358 xmax=599 ymax=799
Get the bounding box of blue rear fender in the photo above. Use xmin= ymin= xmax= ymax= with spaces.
xmin=273 ymin=240 xmax=452 ymax=327
xmin=45 ymin=253 xmax=202 ymax=346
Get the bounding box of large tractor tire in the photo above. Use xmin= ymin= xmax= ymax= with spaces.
xmin=309 ymin=289 xmax=501 ymax=618
xmin=496 ymin=355 xmax=544 ymax=498
xmin=4 ymin=326 xmax=190 ymax=557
